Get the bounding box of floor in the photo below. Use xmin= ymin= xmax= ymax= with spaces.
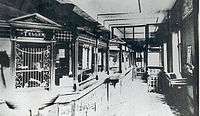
xmin=0 ymin=70 xmax=183 ymax=116
xmin=107 ymin=72 xmax=177 ymax=116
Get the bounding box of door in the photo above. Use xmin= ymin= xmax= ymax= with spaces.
xmin=15 ymin=42 xmax=52 ymax=89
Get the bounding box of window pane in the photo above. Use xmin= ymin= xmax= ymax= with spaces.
xmin=163 ymin=43 xmax=168 ymax=72
xmin=134 ymin=27 xmax=145 ymax=39
xmin=148 ymin=52 xmax=161 ymax=66
xmin=172 ymin=32 xmax=180 ymax=74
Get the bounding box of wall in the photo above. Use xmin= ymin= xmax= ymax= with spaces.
xmin=164 ymin=0 xmax=197 ymax=115
xmin=181 ymin=15 xmax=194 ymax=75
xmin=181 ymin=14 xmax=195 ymax=115
xmin=0 ymin=38 xmax=13 ymax=91
xmin=174 ymin=0 xmax=197 ymax=114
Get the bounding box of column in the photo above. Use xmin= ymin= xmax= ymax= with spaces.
xmin=88 ymin=46 xmax=92 ymax=69
xmin=106 ymin=46 xmax=109 ymax=74
xmin=101 ymin=50 xmax=104 ymax=72
xmin=73 ymin=38 xmax=79 ymax=91
xmin=167 ymin=12 xmax=173 ymax=72
xmin=161 ymin=44 xmax=164 ymax=68
xmin=124 ymin=46 xmax=127 ymax=70
xmin=133 ymin=51 xmax=135 ymax=66
xmin=51 ymin=30 xmax=55 ymax=89
xmin=95 ymin=39 xmax=99 ymax=79
xmin=144 ymin=25 xmax=149 ymax=72
xmin=167 ymin=33 xmax=173 ymax=72
xmin=130 ymin=52 xmax=132 ymax=66
xmin=69 ymin=43 xmax=72 ymax=75
xmin=82 ymin=47 xmax=86 ymax=69
xmin=192 ymin=0 xmax=199 ymax=115
xmin=119 ymin=44 xmax=122 ymax=73
xmin=104 ymin=52 xmax=106 ymax=71
xmin=106 ymin=42 xmax=109 ymax=75
xmin=66 ymin=44 xmax=70 ymax=76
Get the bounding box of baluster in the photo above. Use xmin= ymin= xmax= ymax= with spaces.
xmin=28 ymin=47 xmax=30 ymax=87
xmin=40 ymin=48 xmax=42 ymax=84
xmin=22 ymin=47 xmax=24 ymax=88
xmin=24 ymin=47 xmax=27 ymax=88
xmin=33 ymin=48 xmax=36 ymax=87
xmin=33 ymin=47 xmax=35 ymax=87
xmin=42 ymin=47 xmax=44 ymax=86
xmin=30 ymin=47 xmax=32 ymax=87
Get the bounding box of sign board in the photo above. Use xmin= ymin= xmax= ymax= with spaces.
xmin=186 ymin=45 xmax=192 ymax=64
xmin=16 ymin=29 xmax=45 ymax=39
xmin=59 ymin=49 xmax=65 ymax=58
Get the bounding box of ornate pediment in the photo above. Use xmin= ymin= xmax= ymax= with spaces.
xmin=9 ymin=13 xmax=61 ymax=28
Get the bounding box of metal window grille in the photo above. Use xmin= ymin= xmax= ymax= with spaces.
xmin=15 ymin=42 xmax=51 ymax=89
xmin=55 ymin=31 xmax=73 ymax=42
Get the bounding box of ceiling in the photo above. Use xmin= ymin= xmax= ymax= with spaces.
xmin=58 ymin=0 xmax=176 ymax=37
xmin=58 ymin=0 xmax=176 ymax=27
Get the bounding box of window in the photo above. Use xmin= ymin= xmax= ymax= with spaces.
xmin=98 ymin=52 xmax=102 ymax=71
xmin=134 ymin=27 xmax=145 ymax=39
xmin=135 ymin=52 xmax=144 ymax=68
xmin=81 ymin=45 xmax=92 ymax=70
xmin=148 ymin=52 xmax=161 ymax=66
xmin=78 ymin=44 xmax=93 ymax=82
xmin=163 ymin=43 xmax=168 ymax=72
xmin=109 ymin=51 xmax=119 ymax=73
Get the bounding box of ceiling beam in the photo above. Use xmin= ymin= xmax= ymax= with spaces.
xmin=97 ymin=12 xmax=131 ymax=16
xmin=109 ymin=23 xmax=134 ymax=29
xmin=103 ymin=17 xmax=155 ymax=22
xmin=103 ymin=17 xmax=155 ymax=26
xmin=103 ymin=18 xmax=131 ymax=26
xmin=111 ymin=22 xmax=166 ymax=28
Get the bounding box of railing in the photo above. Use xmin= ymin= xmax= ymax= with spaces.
xmin=39 ymin=79 xmax=108 ymax=116
xmin=38 ymin=68 xmax=132 ymax=116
